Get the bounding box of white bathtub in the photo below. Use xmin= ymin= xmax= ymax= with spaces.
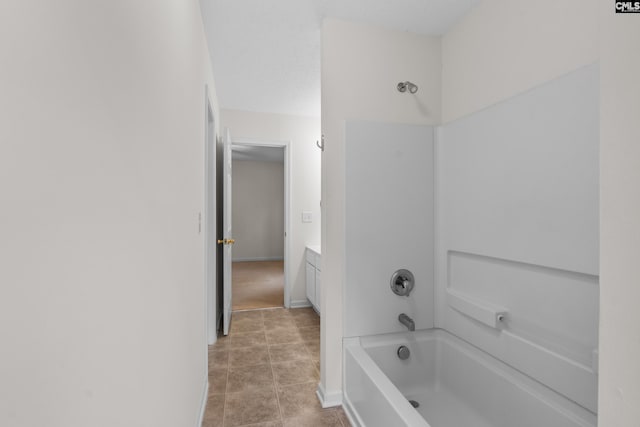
xmin=343 ymin=329 xmax=597 ymax=427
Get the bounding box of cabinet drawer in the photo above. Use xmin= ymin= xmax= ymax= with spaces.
xmin=305 ymin=261 xmax=316 ymax=305
xmin=305 ymin=249 xmax=316 ymax=265
xmin=314 ymin=268 xmax=321 ymax=311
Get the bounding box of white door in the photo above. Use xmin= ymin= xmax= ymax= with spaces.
xmin=205 ymin=99 xmax=216 ymax=344
xmin=221 ymin=128 xmax=234 ymax=335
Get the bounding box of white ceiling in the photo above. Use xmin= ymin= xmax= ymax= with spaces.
xmin=200 ymin=0 xmax=480 ymax=118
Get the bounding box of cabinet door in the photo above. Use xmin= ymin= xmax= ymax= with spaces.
xmin=306 ymin=262 xmax=315 ymax=306
xmin=314 ymin=267 xmax=321 ymax=312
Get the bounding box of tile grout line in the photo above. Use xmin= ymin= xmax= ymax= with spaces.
xmin=264 ymin=310 xmax=285 ymax=426
xmin=221 ymin=334 xmax=231 ymax=427
xmin=296 ymin=313 xmax=341 ymax=422
xmin=226 ymin=313 xmax=275 ymax=427
xmin=224 ymin=307 xmax=325 ymax=426
xmin=294 ymin=317 xmax=320 ymax=379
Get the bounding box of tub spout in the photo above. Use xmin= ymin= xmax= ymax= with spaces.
xmin=398 ymin=313 xmax=415 ymax=331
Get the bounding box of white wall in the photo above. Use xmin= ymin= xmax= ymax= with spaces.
xmin=321 ymin=18 xmax=442 ymax=402
xmin=599 ymin=4 xmax=640 ymax=426
xmin=344 ymin=122 xmax=435 ymax=337
xmin=232 ymin=159 xmax=285 ymax=261
xmin=442 ymin=0 xmax=599 ymax=123
xmin=0 ymin=1 xmax=219 ymax=426
xmin=220 ymin=109 xmax=321 ymax=305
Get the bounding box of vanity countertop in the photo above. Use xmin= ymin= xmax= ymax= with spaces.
xmin=306 ymin=245 xmax=321 ymax=255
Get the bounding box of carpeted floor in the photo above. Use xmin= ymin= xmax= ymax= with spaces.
xmin=232 ymin=260 xmax=284 ymax=310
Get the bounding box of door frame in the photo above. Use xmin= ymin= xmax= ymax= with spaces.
xmin=204 ymin=86 xmax=217 ymax=345
xmin=222 ymin=128 xmax=233 ymax=335
xmin=231 ymin=137 xmax=292 ymax=308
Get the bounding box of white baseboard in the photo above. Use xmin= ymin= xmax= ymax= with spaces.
xmin=196 ymin=377 xmax=209 ymax=427
xmin=316 ymin=382 xmax=342 ymax=408
xmin=232 ymin=256 xmax=284 ymax=262
xmin=290 ymin=299 xmax=312 ymax=309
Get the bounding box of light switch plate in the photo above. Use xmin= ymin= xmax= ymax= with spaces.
xmin=302 ymin=211 xmax=313 ymax=223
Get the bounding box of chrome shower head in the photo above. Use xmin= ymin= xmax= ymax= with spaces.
xmin=397 ymin=81 xmax=418 ymax=94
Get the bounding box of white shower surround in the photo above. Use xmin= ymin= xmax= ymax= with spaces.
xmin=343 ymin=64 xmax=599 ymax=426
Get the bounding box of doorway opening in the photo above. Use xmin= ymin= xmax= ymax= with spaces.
xmin=231 ymin=141 xmax=289 ymax=311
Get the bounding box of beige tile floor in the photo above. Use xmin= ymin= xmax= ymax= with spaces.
xmin=203 ymin=307 xmax=351 ymax=427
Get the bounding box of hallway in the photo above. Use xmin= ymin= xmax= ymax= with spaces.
xmin=203 ymin=308 xmax=350 ymax=427
xmin=232 ymin=261 xmax=284 ymax=310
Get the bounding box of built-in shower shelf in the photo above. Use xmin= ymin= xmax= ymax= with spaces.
xmin=447 ymin=289 xmax=508 ymax=329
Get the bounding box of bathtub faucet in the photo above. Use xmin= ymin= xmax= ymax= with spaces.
xmin=398 ymin=313 xmax=415 ymax=331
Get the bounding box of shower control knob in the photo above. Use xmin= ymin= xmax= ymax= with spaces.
xmin=390 ymin=269 xmax=415 ymax=297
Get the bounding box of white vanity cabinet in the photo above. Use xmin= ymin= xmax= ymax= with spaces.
xmin=305 ymin=246 xmax=321 ymax=313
